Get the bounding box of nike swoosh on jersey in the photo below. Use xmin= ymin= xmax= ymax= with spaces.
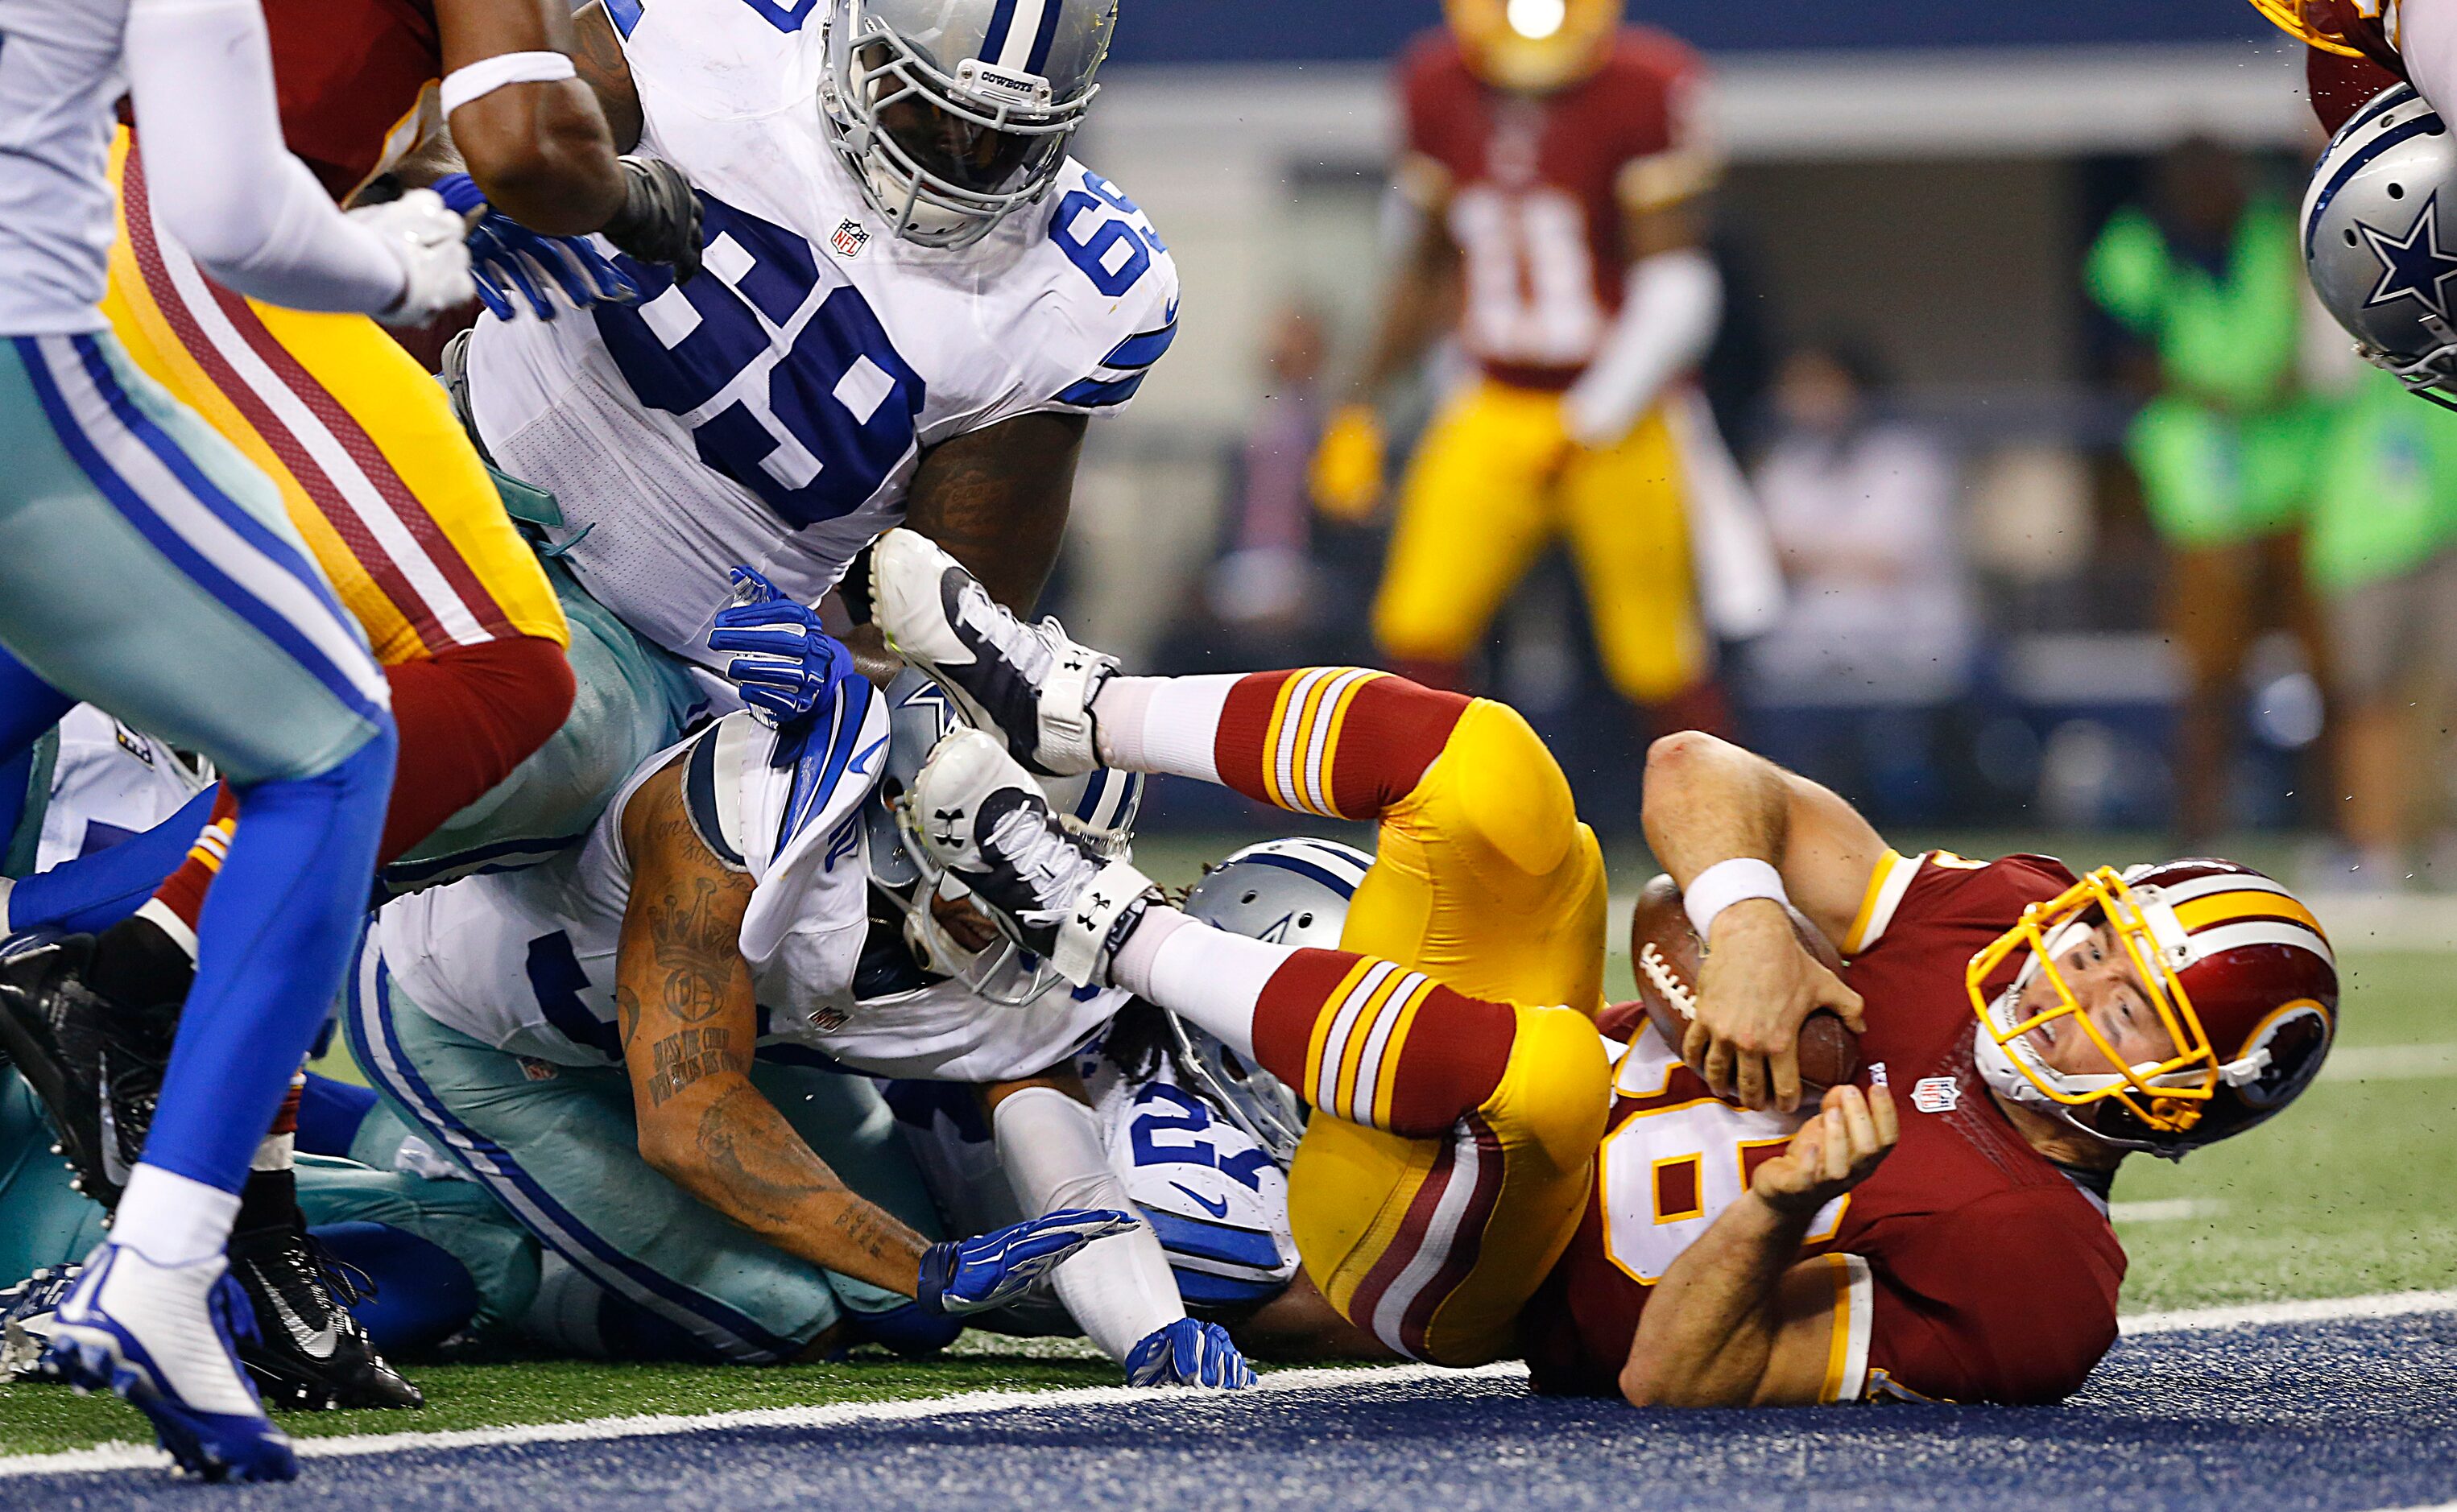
xmin=1169 ymin=1182 xmax=1231 ymax=1219
xmin=849 ymin=734 xmax=888 ymax=776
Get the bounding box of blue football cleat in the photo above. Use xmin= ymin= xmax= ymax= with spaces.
xmin=1125 ymin=1317 xmax=1258 ymax=1390
xmin=45 ymin=1241 xmax=297 ymax=1483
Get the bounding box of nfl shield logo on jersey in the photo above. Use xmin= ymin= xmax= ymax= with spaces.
xmin=1912 ymin=1076 xmax=1961 ymax=1113
xmin=830 ymin=219 xmax=871 ymax=258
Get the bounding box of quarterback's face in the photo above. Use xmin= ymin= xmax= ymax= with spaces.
xmin=2020 ymin=923 xmax=2180 ymax=1076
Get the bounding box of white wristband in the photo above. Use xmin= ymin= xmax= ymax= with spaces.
xmin=1684 ymin=857 xmax=1789 ymax=940
xmin=441 ymin=51 xmax=578 ymax=118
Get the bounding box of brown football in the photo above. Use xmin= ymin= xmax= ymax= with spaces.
xmin=1628 ymin=872 xmax=1860 ymax=1100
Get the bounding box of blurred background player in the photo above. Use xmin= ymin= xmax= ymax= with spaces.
xmin=2084 ymin=136 xmax=2334 ymax=853
xmin=0 ymin=0 xmax=704 ymax=1416
xmin=0 ymin=0 xmax=488 ymax=1475
xmin=1307 ymin=0 xmax=1773 ymax=742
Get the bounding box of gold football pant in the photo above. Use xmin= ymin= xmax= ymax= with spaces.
xmin=1218 ymin=669 xmax=1614 ymax=1363
xmin=1374 ymin=379 xmax=1707 ymax=703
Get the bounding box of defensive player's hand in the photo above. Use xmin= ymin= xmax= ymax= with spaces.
xmin=1125 ymin=1318 xmax=1258 ymax=1390
xmin=1748 ymin=1083 xmax=1897 ymax=1220
xmin=350 ymin=189 xmax=477 ymax=327
xmin=430 ymin=172 xmax=642 ymax=322
xmin=602 ymin=155 xmax=704 ymax=286
xmin=1310 ymin=403 xmax=1385 ymax=523
xmin=1683 ymin=901 xmax=1865 ymax=1113
xmin=709 ymin=567 xmax=855 ymax=746
xmin=916 ymin=1208 xmax=1140 ymax=1316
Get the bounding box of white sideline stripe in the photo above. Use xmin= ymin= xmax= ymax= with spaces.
xmin=0 ymin=1361 xmax=1524 ymax=1480
xmin=11 ymin=1289 xmax=2457 ymax=1481
xmin=2120 ymin=1287 xmax=2457 ymax=1336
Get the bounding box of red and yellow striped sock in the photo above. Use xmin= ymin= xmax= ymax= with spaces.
xmin=1250 ymin=948 xmax=1516 ymax=1138
xmin=1214 ymin=668 xmax=1469 ymax=820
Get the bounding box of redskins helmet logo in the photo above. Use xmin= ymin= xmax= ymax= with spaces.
xmin=1444 ymin=0 xmax=1623 ymax=93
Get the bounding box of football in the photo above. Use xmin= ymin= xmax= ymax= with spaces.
xmin=1628 ymin=872 xmax=1861 ymax=1100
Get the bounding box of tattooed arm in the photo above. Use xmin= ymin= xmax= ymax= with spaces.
xmin=616 ymin=758 xmax=931 ymax=1295
xmin=840 ymin=411 xmax=1089 ymax=683
xmin=569 ymin=2 xmax=644 ymax=155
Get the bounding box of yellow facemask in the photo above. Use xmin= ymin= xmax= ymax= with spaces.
xmin=1964 ymin=868 xmax=2223 ymax=1134
xmin=2243 ymin=0 xmax=2378 ymax=60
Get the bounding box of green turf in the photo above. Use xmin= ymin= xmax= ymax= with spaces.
xmin=2107 ymin=949 xmax=2457 ymax=1309
xmin=0 ymin=1345 xmax=1119 ymax=1457
xmin=10 ymin=839 xmax=2451 ymax=1458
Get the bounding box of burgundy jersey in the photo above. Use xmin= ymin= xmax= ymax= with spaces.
xmin=1520 ymin=851 xmax=2128 ymax=1404
xmin=265 ymin=0 xmax=445 ymax=201
xmin=1397 ymin=27 xmax=1715 ymax=391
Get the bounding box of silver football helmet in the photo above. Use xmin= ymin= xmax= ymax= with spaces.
xmin=817 ymin=0 xmax=1117 ymax=248
xmin=867 ymin=668 xmax=1142 ymax=1004
xmin=1167 ymin=837 xmax=1375 ymax=1167
xmin=2304 ymin=83 xmax=2457 ymax=397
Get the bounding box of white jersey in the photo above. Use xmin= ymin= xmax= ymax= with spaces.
xmin=0 ymin=0 xmax=130 ymax=334
xmin=35 ymin=705 xmax=212 ymax=872
xmin=464 ymin=0 xmax=1180 ymax=667
xmin=375 ymin=685 xmax=1123 ymax=1080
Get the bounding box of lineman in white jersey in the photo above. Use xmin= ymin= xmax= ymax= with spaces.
xmin=353 ymin=660 xmax=1252 ymax=1384
xmin=460 ymin=0 xmax=1177 ymax=671
xmin=0 ymin=0 xmax=473 ymax=1481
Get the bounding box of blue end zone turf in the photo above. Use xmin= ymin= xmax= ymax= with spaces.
xmin=12 ymin=1310 xmax=2456 ymax=1509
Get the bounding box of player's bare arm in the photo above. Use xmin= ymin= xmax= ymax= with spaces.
xmin=570 ymin=2 xmax=646 ymax=155
xmin=616 ymin=760 xmax=933 ymax=1297
xmin=1620 ymin=1084 xmax=1898 ymax=1407
xmin=436 ymin=0 xmax=626 ymax=233
xmin=1641 ymin=731 xmax=1878 ymax=1110
xmin=842 ymin=412 xmax=1089 ymax=683
xmin=1311 ymin=171 xmax=1459 ymax=518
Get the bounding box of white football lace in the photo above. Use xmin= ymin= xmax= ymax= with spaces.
xmin=1638 ymin=943 xmax=1698 ymax=1022
xmin=953 ymin=579 xmax=1057 ymax=688
xmin=981 ymin=802 xmax=1097 ymax=922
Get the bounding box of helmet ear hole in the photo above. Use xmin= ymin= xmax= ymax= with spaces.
xmin=2389 ymin=181 xmax=2408 ymax=200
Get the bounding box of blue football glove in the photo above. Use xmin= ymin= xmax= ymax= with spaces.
xmin=431 ymin=172 xmax=641 ymax=322
xmin=1125 ymin=1318 xmax=1258 ymax=1390
xmin=708 ymin=567 xmax=856 ymax=737
xmin=916 ymin=1208 xmax=1138 ymax=1317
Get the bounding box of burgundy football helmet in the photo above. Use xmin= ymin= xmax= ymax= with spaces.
xmin=1967 ymin=860 xmax=2338 ymax=1158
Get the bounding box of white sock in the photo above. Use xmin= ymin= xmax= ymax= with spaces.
xmin=114 ymin=1164 xmax=242 ymax=1266
xmin=1111 ymin=906 xmax=1298 ymax=1063
xmin=1093 ymin=675 xmax=1236 ymax=783
xmin=992 ymin=1086 xmax=1182 ymax=1364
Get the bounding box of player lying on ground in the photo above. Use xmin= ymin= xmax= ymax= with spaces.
xmin=343 ymin=613 xmax=1246 ymax=1383
xmin=0 ymin=729 xmax=1371 ymax=1369
xmin=865 ymin=527 xmax=2341 ymax=1405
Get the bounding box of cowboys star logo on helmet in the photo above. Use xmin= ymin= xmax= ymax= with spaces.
xmin=2358 ymin=193 xmax=2457 ymax=319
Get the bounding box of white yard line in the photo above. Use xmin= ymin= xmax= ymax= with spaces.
xmin=2322 ymin=1044 xmax=2457 ymax=1082
xmin=10 ymin=1289 xmax=2457 ymax=1479
xmin=2108 ymin=1198 xmax=2229 ymax=1224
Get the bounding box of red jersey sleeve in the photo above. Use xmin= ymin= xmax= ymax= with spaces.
xmin=1395 ymin=31 xmax=1472 ymax=203
xmin=1607 ymin=31 xmax=1719 ymax=212
xmin=1851 ymin=1188 xmax=2122 ymax=1404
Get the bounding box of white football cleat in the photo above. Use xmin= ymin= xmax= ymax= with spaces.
xmin=45 ymin=1241 xmax=296 ymax=1483
xmin=869 ymin=527 xmax=1114 ymax=776
xmin=905 ymin=727 xmax=1156 ymax=986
